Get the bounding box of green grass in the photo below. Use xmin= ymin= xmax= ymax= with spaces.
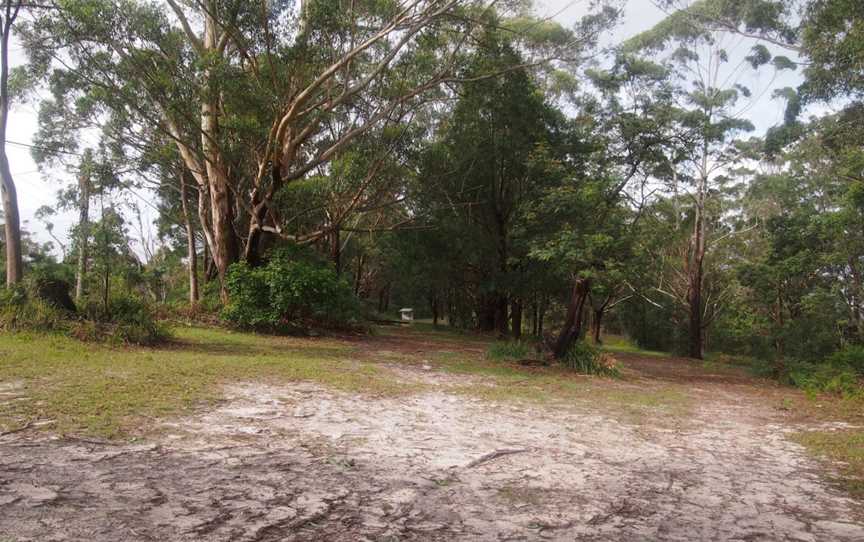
xmin=600 ymin=335 xmax=669 ymax=358
xmin=791 ymin=430 xmax=864 ymax=498
xmin=0 ymin=327 xmax=414 ymax=439
xmin=486 ymin=340 xmax=534 ymax=361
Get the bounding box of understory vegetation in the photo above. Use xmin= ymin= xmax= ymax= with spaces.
xmin=222 ymin=248 xmax=360 ymax=333
xmin=0 ymin=2 xmax=862 ymax=430
xmin=0 ymin=275 xmax=166 ymax=345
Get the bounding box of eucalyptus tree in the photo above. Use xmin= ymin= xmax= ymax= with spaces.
xmin=625 ymin=10 xmax=795 ymax=358
xmin=799 ymin=0 xmax=864 ymax=101
xmin=21 ymin=0 xmax=610 ymax=301
xmin=654 ymin=0 xmax=863 ymax=100
xmin=74 ymin=150 xmax=94 ymax=301
xmin=0 ymin=0 xmax=23 ymax=286
xmin=522 ymin=52 xmax=676 ymax=357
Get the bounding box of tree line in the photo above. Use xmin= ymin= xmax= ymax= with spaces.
xmin=1 ymin=0 xmax=863 ymax=367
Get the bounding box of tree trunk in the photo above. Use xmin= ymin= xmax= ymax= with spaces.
xmin=478 ymin=294 xmax=496 ymax=332
xmin=205 ymin=150 xmax=238 ymax=299
xmin=687 ymin=255 xmax=704 ymax=359
xmin=378 ymin=284 xmax=388 ymax=313
xmin=99 ymin=194 xmax=109 ymax=314
xmin=75 ymin=162 xmax=91 ymax=301
xmin=511 ymin=298 xmax=523 ymax=340
xmin=353 ymin=253 xmax=364 ymax=296
xmin=0 ymin=13 xmax=22 ymax=287
xmin=244 ymin=165 xmax=280 ymax=267
xmin=431 ymin=293 xmax=440 ymax=326
xmin=531 ymin=300 xmax=538 ymax=336
xmin=686 ymin=140 xmax=710 ymax=359
xmin=200 ymin=11 xmax=238 ymax=299
xmin=538 ymin=296 xmax=546 ymax=336
xmin=592 ymin=307 xmax=604 ymax=345
xmin=180 ymin=171 xmax=199 ymax=307
xmin=331 ymin=225 xmax=341 ymax=275
xmin=553 ymin=278 xmax=591 ymax=358
xmin=494 ymin=294 xmax=509 ymax=337
xmin=773 ymin=284 xmax=785 ymax=374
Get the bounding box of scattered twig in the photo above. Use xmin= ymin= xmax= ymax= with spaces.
xmin=529 ymin=519 xmax=577 ymax=532
xmin=465 ymin=448 xmax=529 ymax=469
xmin=61 ymin=435 xmax=124 ymax=446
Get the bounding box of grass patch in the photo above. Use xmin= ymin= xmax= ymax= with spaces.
xmin=600 ymin=335 xmax=668 ymax=358
xmin=451 ymin=369 xmax=690 ymax=425
xmin=486 ymin=340 xmax=534 ymax=361
xmin=791 ymin=430 xmax=864 ymax=498
xmin=0 ymin=326 xmax=415 ymax=439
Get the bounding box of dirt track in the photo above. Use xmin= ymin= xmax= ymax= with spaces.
xmin=1 ymin=335 xmax=863 ymax=541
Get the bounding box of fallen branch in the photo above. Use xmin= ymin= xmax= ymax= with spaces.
xmin=465 ymin=448 xmax=529 ymax=469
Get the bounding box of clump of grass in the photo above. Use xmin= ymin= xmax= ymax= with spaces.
xmin=562 ymin=341 xmax=620 ymax=377
xmin=486 ymin=340 xmax=533 ymax=361
xmin=792 ymin=430 xmax=864 ymax=498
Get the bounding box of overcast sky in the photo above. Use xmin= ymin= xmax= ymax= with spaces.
xmin=5 ymin=0 xmax=806 ymax=256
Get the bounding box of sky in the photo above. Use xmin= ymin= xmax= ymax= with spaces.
xmin=5 ymin=0 xmax=807 ymax=258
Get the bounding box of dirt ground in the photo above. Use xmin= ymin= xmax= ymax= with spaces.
xmin=1 ymin=330 xmax=863 ymax=541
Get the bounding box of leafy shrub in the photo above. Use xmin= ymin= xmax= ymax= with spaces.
xmin=223 ymin=250 xmax=359 ymax=332
xmin=827 ymin=346 xmax=864 ymax=376
xmin=0 ymin=286 xmax=69 ymax=333
xmin=562 ymin=341 xmax=620 ymax=377
xmin=487 ymin=340 xmax=533 ymax=361
xmin=75 ymin=295 xmax=168 ymax=346
xmin=787 ymin=361 xmax=861 ymax=399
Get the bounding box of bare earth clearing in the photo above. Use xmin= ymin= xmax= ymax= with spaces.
xmin=1 ymin=328 xmax=863 ymax=541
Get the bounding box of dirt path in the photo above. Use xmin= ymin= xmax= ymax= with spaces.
xmin=1 ymin=333 xmax=863 ymax=541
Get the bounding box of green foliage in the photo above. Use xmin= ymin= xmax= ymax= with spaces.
xmin=753 ymin=345 xmax=864 ymax=399
xmin=75 ymin=295 xmax=168 ymax=346
xmin=223 ymin=249 xmax=359 ymax=332
xmin=0 ymin=287 xmax=69 ymax=334
xmin=486 ymin=340 xmax=533 ymax=361
xmin=0 ymin=284 xmax=166 ymax=346
xmin=827 ymin=346 xmax=864 ymax=376
xmin=786 ymin=362 xmax=861 ymax=399
xmin=561 ymin=341 xmax=620 ymax=377
xmin=801 ymin=0 xmax=864 ymax=100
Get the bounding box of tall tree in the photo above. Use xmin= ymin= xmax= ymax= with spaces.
xmin=21 ymin=0 xmax=613 ymax=299
xmin=0 ymin=0 xmax=22 ymax=286
xmin=75 ymin=150 xmax=93 ymax=302
xmin=627 ymin=13 xmax=795 ymax=358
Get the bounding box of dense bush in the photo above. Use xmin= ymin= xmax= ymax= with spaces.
xmin=0 ymin=285 xmax=69 ymax=333
xmin=562 ymin=341 xmax=620 ymax=377
xmin=826 ymin=346 xmax=864 ymax=376
xmin=0 ymin=278 xmax=167 ymax=346
xmin=786 ymin=361 xmax=861 ymax=399
xmin=76 ymin=295 xmax=169 ymax=346
xmin=752 ymin=347 xmax=864 ymax=399
xmin=223 ymin=249 xmax=359 ymax=332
